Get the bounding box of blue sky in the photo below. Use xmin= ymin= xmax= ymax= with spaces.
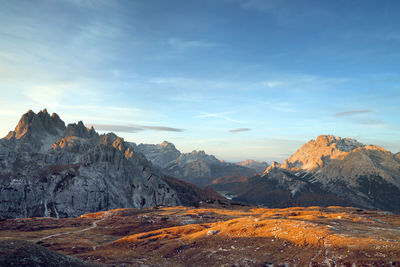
xmin=0 ymin=0 xmax=399 ymax=162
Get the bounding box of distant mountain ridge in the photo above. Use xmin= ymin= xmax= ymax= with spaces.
xmin=211 ymin=135 xmax=400 ymax=212
xmin=134 ymin=142 xmax=264 ymax=187
xmin=236 ymin=159 xmax=269 ymax=173
xmin=0 ymin=109 xmax=222 ymax=219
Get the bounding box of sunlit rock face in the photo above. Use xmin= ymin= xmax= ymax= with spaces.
xmin=4 ymin=109 xmax=66 ymax=152
xmin=0 ymin=109 xmax=182 ymax=219
xmin=135 ymin=143 xmax=259 ymax=187
xmin=279 ymin=135 xmax=400 ymax=188
xmin=213 ymin=135 xmax=400 ymax=213
xmin=293 ymin=141 xmax=400 ymax=212
xmin=281 ymin=135 xmax=363 ymax=172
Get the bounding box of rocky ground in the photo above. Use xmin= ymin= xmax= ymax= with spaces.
xmin=1 ymin=204 xmax=400 ymax=266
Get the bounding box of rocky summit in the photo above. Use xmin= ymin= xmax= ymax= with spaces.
xmin=211 ymin=135 xmax=400 ymax=213
xmin=0 ymin=109 xmax=221 ymax=219
xmin=134 ymin=141 xmax=181 ymax=169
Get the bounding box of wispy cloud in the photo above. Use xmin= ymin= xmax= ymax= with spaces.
xmin=90 ymin=124 xmax=184 ymax=133
xmin=148 ymin=77 xmax=230 ymax=90
xmin=236 ymin=0 xmax=276 ymax=12
xmin=232 ymin=0 xmax=333 ymax=27
xmin=333 ymin=110 xmax=371 ymax=117
xmin=260 ymin=75 xmax=349 ymax=90
xmin=168 ymin=38 xmax=218 ymax=49
xmin=229 ymin=128 xmax=251 ymax=133
xmin=142 ymin=126 xmax=184 ymax=132
xmin=90 ymin=124 xmax=143 ymax=133
xmin=196 ymin=111 xmax=243 ymax=123
xmin=354 ymin=118 xmax=385 ymax=126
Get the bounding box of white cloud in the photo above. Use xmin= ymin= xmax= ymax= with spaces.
xmin=196 ymin=111 xmax=243 ymax=123
xmin=260 ymin=75 xmax=350 ymax=91
xmin=261 ymin=81 xmax=286 ymax=88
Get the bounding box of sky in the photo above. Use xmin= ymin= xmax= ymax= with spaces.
xmin=0 ymin=0 xmax=399 ymax=162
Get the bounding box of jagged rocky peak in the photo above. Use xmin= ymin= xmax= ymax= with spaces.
xmin=134 ymin=140 xmax=181 ymax=169
xmin=160 ymin=140 xmax=176 ymax=149
xmin=315 ymin=135 xmax=363 ymax=152
xmin=6 ymin=109 xmax=66 ymax=140
xmin=396 ymin=152 xmax=400 ymax=161
xmin=0 ymin=110 xmax=188 ymax=219
xmin=102 ymin=133 xmax=134 ymax=157
xmin=3 ymin=109 xmax=66 ymax=151
xmin=263 ymin=161 xmax=281 ymax=174
xmin=192 ymin=150 xmax=205 ymax=155
xmin=177 ymin=150 xmax=220 ymax=164
xmin=282 ymin=135 xmax=365 ymax=172
xmin=64 ymin=121 xmax=97 ymax=139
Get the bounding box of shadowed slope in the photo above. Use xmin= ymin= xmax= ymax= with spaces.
xmin=0 ymin=240 xmax=95 ymax=267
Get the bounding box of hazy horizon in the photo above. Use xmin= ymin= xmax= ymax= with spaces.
xmin=1 ymin=0 xmax=399 ymax=162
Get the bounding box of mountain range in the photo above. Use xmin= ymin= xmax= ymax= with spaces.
xmin=0 ymin=109 xmax=224 ymax=219
xmin=211 ymin=135 xmax=400 ymax=212
xmin=1 ymin=109 xmax=400 ymax=219
xmin=133 ymin=142 xmax=266 ymax=187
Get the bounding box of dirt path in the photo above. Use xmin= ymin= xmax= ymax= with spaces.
xmin=34 ymin=218 xmax=105 ymax=242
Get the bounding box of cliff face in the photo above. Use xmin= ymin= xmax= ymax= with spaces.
xmin=134 ymin=141 xmax=181 ymax=169
xmin=0 ymin=109 xmax=182 ymax=219
xmin=281 ymin=135 xmax=363 ymax=171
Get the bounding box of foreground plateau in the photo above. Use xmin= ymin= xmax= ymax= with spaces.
xmin=1 ymin=205 xmax=400 ymax=266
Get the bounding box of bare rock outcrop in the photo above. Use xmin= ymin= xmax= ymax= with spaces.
xmin=281 ymin=135 xmax=363 ymax=172
xmin=4 ymin=109 xmax=66 ymax=151
xmin=279 ymin=136 xmax=400 ymax=211
xmin=134 ymin=141 xmax=181 ymax=169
